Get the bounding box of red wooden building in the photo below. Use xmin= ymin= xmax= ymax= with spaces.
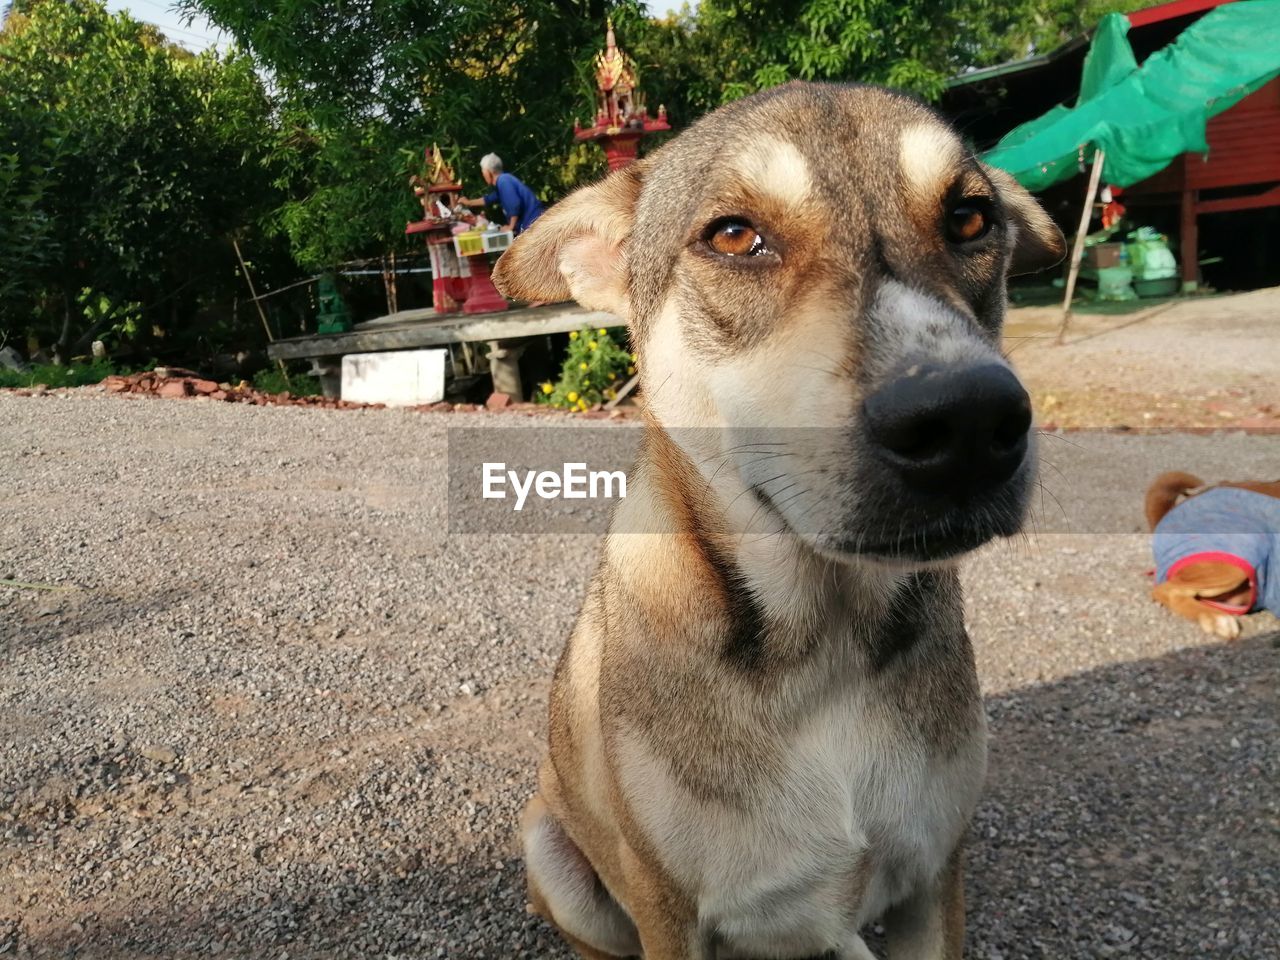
xmin=942 ymin=0 xmax=1280 ymax=288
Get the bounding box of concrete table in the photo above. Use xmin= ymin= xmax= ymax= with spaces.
xmin=266 ymin=303 xmax=619 ymax=399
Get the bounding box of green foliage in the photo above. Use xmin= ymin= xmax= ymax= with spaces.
xmin=0 ymin=0 xmax=1147 ymax=377
xmin=0 ymin=358 xmax=119 ymax=389
xmin=251 ymin=367 xmax=322 ymax=397
xmin=0 ymin=148 xmax=58 ymax=325
xmin=538 ymin=326 xmax=632 ymax=411
xmin=0 ymin=0 xmax=282 ymax=359
xmin=188 ymin=0 xmax=1145 ymax=271
xmin=612 ymin=0 xmax=1150 ymax=119
xmin=184 ymin=0 xmax=618 ymax=269
xmin=985 ymin=1 xmax=1151 ymax=66
xmin=611 ymin=0 xmax=967 ymax=114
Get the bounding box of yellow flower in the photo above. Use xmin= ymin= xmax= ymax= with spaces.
xmin=541 ymin=382 xmax=553 ymax=395
xmin=630 ymin=352 xmax=637 ymax=361
xmin=589 ymin=341 xmax=597 ymax=350
xmin=578 ymin=399 xmax=588 ymax=411
xmin=626 ymin=365 xmax=636 ymax=376
xmin=567 ymin=391 xmax=579 ymax=403
xmin=579 ymin=361 xmax=588 ymax=371
xmin=598 ymin=328 xmax=608 ymax=336
xmin=569 ymin=331 xmax=579 ymax=340
xmin=608 ymin=371 xmax=617 ymax=381
xmin=605 ymin=389 xmax=616 ymax=399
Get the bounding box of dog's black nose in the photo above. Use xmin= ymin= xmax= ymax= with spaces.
xmin=864 ymin=362 xmax=1032 ymax=494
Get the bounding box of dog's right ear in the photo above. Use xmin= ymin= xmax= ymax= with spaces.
xmin=492 ymin=163 xmax=644 ymax=315
xmin=982 ymin=164 xmax=1066 ymax=276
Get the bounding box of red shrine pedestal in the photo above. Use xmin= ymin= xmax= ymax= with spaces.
xmin=596 ymin=130 xmax=646 ymax=172
xmin=460 ymin=247 xmax=508 ymax=314
xmin=406 ymin=220 xmax=466 ymax=314
xmin=404 ymin=144 xmax=509 ymax=316
xmin=574 ymin=19 xmax=670 ymax=172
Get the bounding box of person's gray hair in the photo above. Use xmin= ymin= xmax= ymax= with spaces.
xmin=480 ymin=153 xmax=503 ymax=175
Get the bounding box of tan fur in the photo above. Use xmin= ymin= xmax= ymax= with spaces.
xmin=1153 ymin=560 xmax=1252 ymax=641
xmin=1152 ymin=572 xmax=1249 ymax=641
xmin=884 ymin=847 xmax=966 ymax=960
xmin=500 ymin=83 xmax=1066 ymax=959
xmin=898 ymin=124 xmax=963 ymax=209
xmin=1146 ymin=472 xmax=1280 ymax=640
xmin=981 ymin=164 xmax=1067 ymax=276
xmin=492 ymin=162 xmax=644 ymax=313
xmin=1144 ymin=471 xmax=1206 ymax=530
xmin=733 ymin=135 xmax=816 ymax=206
xmin=1145 ymin=471 xmax=1280 ymax=531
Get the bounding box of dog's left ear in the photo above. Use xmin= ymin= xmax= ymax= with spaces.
xmin=492 ymin=162 xmax=644 ymax=314
xmin=983 ymin=164 xmax=1066 ymax=276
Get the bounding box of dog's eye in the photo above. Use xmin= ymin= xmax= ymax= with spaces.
xmin=945 ymin=200 xmax=992 ymax=244
xmin=706 ymin=219 xmax=767 ymax=257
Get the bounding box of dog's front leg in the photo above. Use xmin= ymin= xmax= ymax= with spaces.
xmin=619 ymin=851 xmax=709 ymax=960
xmin=633 ymin=923 xmax=710 ymax=960
xmin=626 ymin=895 xmax=709 ymax=960
xmin=882 ymin=848 xmax=965 ymax=960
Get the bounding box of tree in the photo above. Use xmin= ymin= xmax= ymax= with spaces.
xmin=182 ymin=0 xmax=616 ymax=269
xmin=0 ymin=0 xmax=281 ymax=360
xmin=178 ymin=0 xmax=1150 ymax=274
xmin=612 ymin=0 xmax=1148 ymax=119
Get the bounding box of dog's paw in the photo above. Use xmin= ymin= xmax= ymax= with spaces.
xmin=1198 ymin=611 xmax=1242 ymax=640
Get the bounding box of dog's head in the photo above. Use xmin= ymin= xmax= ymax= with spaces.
xmin=495 ymin=83 xmax=1064 ymax=564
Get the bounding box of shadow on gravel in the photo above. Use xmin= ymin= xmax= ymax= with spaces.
xmin=1 ymin=585 xmax=189 ymax=656
xmin=968 ymin=630 xmax=1279 ymax=960
xmin=9 ymin=635 xmax=1277 ymax=960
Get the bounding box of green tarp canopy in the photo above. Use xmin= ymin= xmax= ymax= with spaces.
xmin=982 ymin=2 xmax=1280 ymax=191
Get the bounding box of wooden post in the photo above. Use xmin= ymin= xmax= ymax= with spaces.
xmin=233 ymin=239 xmax=290 ymax=383
xmin=604 ymin=373 xmax=639 ymax=409
xmin=486 ymin=339 xmax=523 ymax=399
xmin=381 ymin=256 xmax=393 ymax=316
xmin=1180 ymin=188 xmax=1199 ymax=290
xmin=389 ymin=251 xmax=399 ymax=314
xmin=1055 ymin=149 xmax=1106 ymax=346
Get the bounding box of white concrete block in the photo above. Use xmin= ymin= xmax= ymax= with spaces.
xmin=341 ymin=349 xmax=447 ymax=406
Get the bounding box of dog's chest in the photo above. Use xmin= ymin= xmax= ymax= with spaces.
xmin=618 ymin=677 xmax=986 ymax=957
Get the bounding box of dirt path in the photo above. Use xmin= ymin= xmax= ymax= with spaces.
xmin=1005 ymin=286 xmax=1280 ymax=430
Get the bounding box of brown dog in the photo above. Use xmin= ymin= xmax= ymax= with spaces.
xmin=494 ymin=82 xmax=1064 ymax=959
xmin=1147 ymin=471 xmax=1280 ymax=640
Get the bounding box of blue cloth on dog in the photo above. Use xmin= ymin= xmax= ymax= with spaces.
xmin=1153 ymin=486 xmax=1280 ymax=614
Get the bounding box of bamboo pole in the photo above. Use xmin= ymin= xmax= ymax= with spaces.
xmin=381 ymin=255 xmax=393 ymax=316
xmin=1055 ymin=149 xmax=1106 ymax=346
xmin=604 ymin=373 xmax=639 ymax=410
xmin=389 ymin=251 xmax=399 ymax=313
xmin=233 ymin=239 xmax=290 ymax=383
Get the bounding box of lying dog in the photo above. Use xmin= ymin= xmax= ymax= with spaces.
xmin=493 ymin=82 xmax=1064 ymax=959
xmin=1146 ymin=471 xmax=1280 ymax=640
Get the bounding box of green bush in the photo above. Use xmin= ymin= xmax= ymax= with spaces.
xmin=537 ymin=327 xmax=634 ymax=411
xmin=252 ymin=367 xmax=322 ymax=397
xmin=0 ymin=358 xmax=119 ymax=389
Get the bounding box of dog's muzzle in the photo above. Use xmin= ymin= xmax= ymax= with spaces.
xmin=863 ymin=361 xmax=1032 ymax=497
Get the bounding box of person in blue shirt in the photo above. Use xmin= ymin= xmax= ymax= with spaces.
xmin=460 ymin=153 xmax=544 ymax=235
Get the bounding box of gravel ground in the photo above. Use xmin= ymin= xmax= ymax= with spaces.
xmin=1 ymin=392 xmax=1277 ymax=959
xmin=1007 ymin=285 xmax=1280 ymax=429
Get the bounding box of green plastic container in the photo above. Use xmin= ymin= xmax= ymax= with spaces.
xmin=1096 ymin=266 xmax=1137 ymax=301
xmin=315 ymin=273 xmax=353 ymax=334
xmin=1125 ymin=227 xmax=1178 ymax=284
